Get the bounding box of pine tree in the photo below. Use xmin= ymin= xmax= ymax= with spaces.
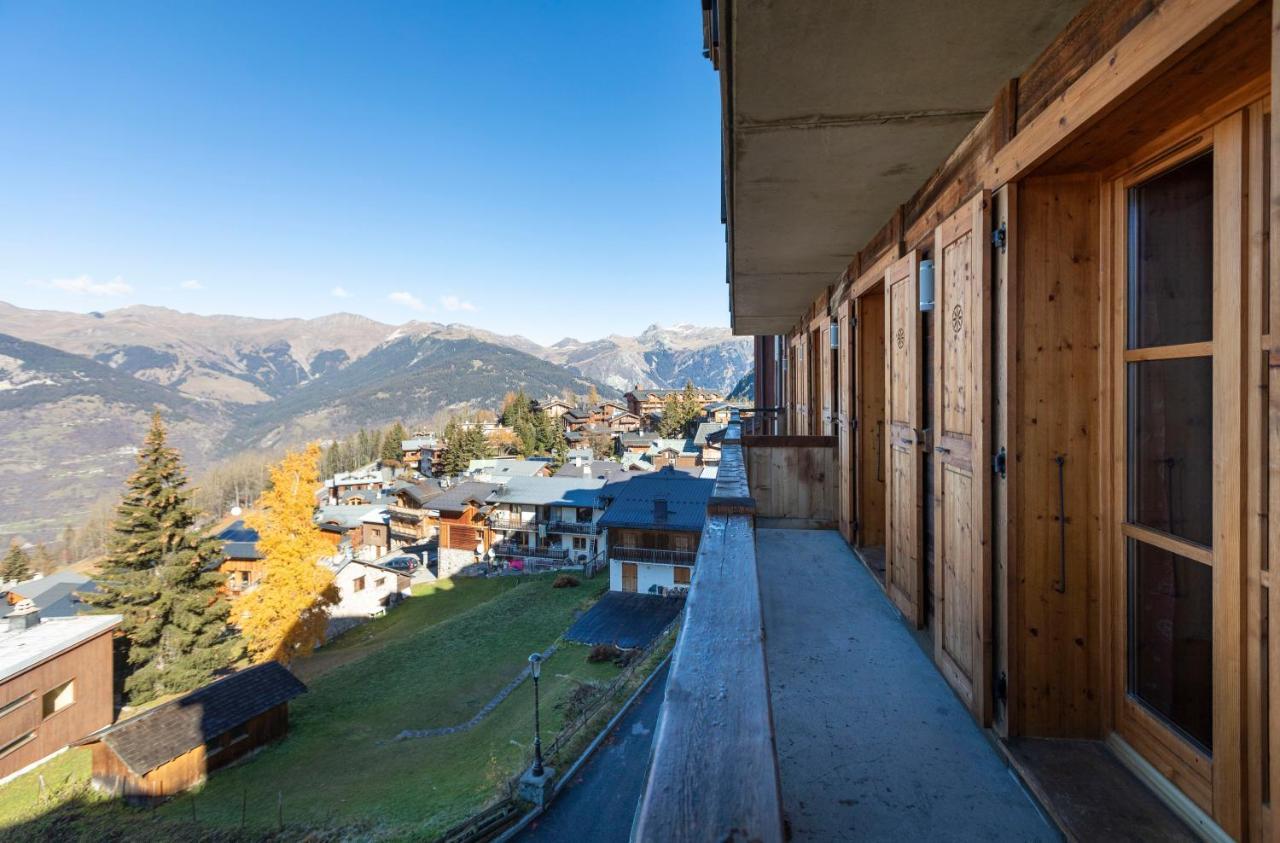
xmin=440 ymin=417 xmax=494 ymax=474
xmin=381 ymin=421 xmax=407 ymax=464
xmin=2 ymin=541 xmax=31 ymax=582
xmin=237 ymin=445 xmax=340 ymax=665
xmin=83 ymin=411 xmax=239 ymax=704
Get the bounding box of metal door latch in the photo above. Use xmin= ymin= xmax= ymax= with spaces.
xmin=992 ymin=222 xmax=1007 ymax=254
xmin=992 ymin=446 xmax=1007 ymax=478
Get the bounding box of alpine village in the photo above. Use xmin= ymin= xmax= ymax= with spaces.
xmin=3 ymin=1 xmax=1280 ymax=842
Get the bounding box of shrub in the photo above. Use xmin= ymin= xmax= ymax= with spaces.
xmin=553 ymin=574 xmax=580 ymax=589
xmin=588 ymin=643 xmax=622 ymax=663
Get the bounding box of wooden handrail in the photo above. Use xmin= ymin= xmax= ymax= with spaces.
xmin=632 ymin=412 xmax=784 ymax=843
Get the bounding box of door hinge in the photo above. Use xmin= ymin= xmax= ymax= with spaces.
xmin=852 ymin=519 xmax=860 ymax=537
xmin=992 ymin=446 xmax=1007 ymax=479
xmin=850 ymin=315 xmax=858 ymax=327
xmin=992 ymin=222 xmax=1007 ymax=254
xmin=995 ymin=671 xmax=1008 ymax=703
xmin=852 ymin=417 xmax=859 ymax=431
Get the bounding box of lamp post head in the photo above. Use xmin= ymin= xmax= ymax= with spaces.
xmin=528 ymin=652 xmax=542 ymax=679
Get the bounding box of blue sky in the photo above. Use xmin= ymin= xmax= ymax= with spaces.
xmin=0 ymin=2 xmax=725 ymax=344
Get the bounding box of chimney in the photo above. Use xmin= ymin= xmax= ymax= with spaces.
xmin=653 ymin=498 xmax=668 ymax=523
xmin=7 ymin=600 xmax=40 ymax=633
xmin=581 ymin=463 xmax=590 ymax=477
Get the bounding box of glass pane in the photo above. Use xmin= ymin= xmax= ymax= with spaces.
xmin=1127 ymin=539 xmax=1213 ymax=751
xmin=1127 ymin=152 xmax=1214 ymax=348
xmin=1127 ymin=358 xmax=1213 ymax=547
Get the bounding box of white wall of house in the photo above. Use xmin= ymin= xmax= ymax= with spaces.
xmin=330 ymin=561 xmax=407 ymax=619
xmin=609 ymin=559 xmax=691 ymax=596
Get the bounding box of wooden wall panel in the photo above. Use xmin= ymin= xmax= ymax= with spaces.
xmin=1012 ymin=175 xmax=1103 ymax=739
xmin=744 ymin=439 xmax=839 ymax=527
xmin=884 ymin=254 xmax=921 ymax=625
xmin=857 ymin=290 xmax=887 ymax=550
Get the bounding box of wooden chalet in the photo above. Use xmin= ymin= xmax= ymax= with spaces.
xmin=214 ymin=520 xmax=264 ymax=595
xmin=632 ymin=2 xmax=1280 ymax=842
xmin=79 ymin=662 xmax=306 ymax=801
xmin=624 ymin=386 xmax=723 ymax=420
xmin=432 ymin=481 xmax=498 ymax=578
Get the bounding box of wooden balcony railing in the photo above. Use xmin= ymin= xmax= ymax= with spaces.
xmin=544 ymin=519 xmax=598 ymax=535
xmin=632 ymin=412 xmax=784 ymax=842
xmin=609 ymin=546 xmax=697 ymax=566
xmin=492 ymin=541 xmax=568 ymax=561
xmin=489 ymin=512 xmax=536 ymax=530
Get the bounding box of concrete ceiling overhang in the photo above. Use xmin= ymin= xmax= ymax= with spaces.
xmin=723 ymin=0 xmax=1087 ymax=335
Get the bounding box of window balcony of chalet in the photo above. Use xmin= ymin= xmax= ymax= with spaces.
xmin=608 ymin=545 xmax=696 ymax=566
xmin=488 ymin=511 xmax=535 ymax=530
xmin=544 ymin=519 xmax=599 ymax=536
xmin=491 ymin=541 xmax=568 ymax=561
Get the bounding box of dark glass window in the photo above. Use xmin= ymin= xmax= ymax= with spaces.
xmin=1127 ymin=540 xmax=1213 ymax=751
xmin=1127 ymin=358 xmax=1213 ymax=547
xmin=1127 ymin=153 xmax=1214 ymax=349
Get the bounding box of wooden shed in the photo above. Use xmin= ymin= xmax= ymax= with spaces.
xmin=78 ymin=661 xmax=306 ymax=800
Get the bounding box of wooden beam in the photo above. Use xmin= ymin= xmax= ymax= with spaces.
xmin=989 ymin=0 xmax=1257 ymax=185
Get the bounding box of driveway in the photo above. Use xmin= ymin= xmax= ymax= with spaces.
xmin=517 ymin=660 xmax=670 ymax=843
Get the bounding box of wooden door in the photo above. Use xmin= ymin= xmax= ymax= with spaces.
xmin=838 ymin=298 xmax=855 ymax=543
xmin=933 ymin=192 xmax=993 ymax=723
xmin=621 ymin=563 xmax=638 ymax=593
xmin=885 ymin=252 xmax=923 ymax=626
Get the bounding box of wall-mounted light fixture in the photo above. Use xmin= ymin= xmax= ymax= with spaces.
xmin=919 ymin=259 xmax=936 ymax=312
xmin=830 ymin=320 xmax=839 ymax=349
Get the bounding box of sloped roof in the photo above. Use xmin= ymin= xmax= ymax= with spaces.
xmin=597 ymin=469 xmax=715 ymax=532
xmin=467 ymin=459 xmax=547 ymax=479
xmin=486 ymin=476 xmax=606 ymax=507
xmin=217 ymin=519 xmax=262 ymax=561
xmin=0 ymin=614 xmax=120 ymax=683
xmin=647 ymin=438 xmax=698 ymax=456
xmin=83 ymin=662 xmax=306 ymax=775
xmin=553 ymin=460 xmax=629 ymax=481
xmin=0 ymin=571 xmax=97 ymax=620
xmin=432 ymin=481 xmax=502 ymax=513
xmin=397 ymin=479 xmax=445 ymax=507
xmin=693 ymin=422 xmax=728 ymax=446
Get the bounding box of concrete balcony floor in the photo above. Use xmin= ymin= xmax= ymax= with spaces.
xmin=757 ymin=528 xmax=1059 ymax=842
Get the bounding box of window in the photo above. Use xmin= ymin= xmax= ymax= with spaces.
xmin=0 ymin=732 xmax=35 ymax=759
xmin=0 ymin=692 xmax=33 ymax=720
xmin=576 ymin=507 xmax=593 ymax=523
xmin=572 ymin=537 xmax=587 ymax=550
xmin=375 ymin=577 xmax=386 ymax=588
xmin=42 ymin=680 xmax=74 ymax=718
xmin=673 ymin=567 xmax=691 ymax=585
xmin=353 ymin=576 xmax=366 ymax=592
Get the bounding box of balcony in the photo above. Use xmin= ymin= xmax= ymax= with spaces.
xmin=492 ymin=541 xmax=568 ymax=561
xmin=609 ymin=546 xmax=697 ymax=566
xmin=544 ymin=519 xmax=598 ymax=535
xmin=489 ymin=512 xmax=536 ymax=530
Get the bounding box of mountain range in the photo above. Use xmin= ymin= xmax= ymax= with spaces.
xmin=0 ymin=302 xmax=749 ymax=541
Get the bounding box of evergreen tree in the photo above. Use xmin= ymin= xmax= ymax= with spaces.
xmin=2 ymin=541 xmax=31 ymax=582
xmin=550 ymin=435 xmax=569 ymax=470
xmin=82 ymin=411 xmax=240 ymax=704
xmin=237 ymin=445 xmax=339 ymax=665
xmin=381 ymin=421 xmax=407 ymax=464
xmin=440 ymin=417 xmax=494 ymax=474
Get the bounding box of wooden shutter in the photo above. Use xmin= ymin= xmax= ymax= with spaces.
xmin=838 ymin=298 xmax=855 ymax=543
xmin=933 ymin=192 xmax=994 ymax=724
xmin=885 ymin=251 xmax=924 ymax=627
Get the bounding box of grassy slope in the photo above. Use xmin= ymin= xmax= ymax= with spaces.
xmin=0 ymin=574 xmax=616 ymax=841
xmin=159 ymin=574 xmax=615 ymax=837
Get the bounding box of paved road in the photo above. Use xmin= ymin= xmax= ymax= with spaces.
xmin=517 ymin=660 xmax=670 ymax=843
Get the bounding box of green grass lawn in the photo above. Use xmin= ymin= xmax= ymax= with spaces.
xmin=0 ymin=573 xmax=621 ymax=841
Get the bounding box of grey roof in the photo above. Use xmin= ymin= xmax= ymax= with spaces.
xmin=647 ymin=437 xmax=698 ymax=456
xmin=467 ymin=459 xmax=547 ymax=479
xmin=432 ymin=481 xmax=502 ymax=513
xmin=597 ymin=469 xmax=715 ymax=532
xmin=401 ymin=437 xmax=438 ymax=450
xmin=397 ymin=479 xmax=445 ymax=507
xmin=619 ymin=433 xmax=654 ymax=447
xmin=315 ymin=504 xmax=386 ymax=530
xmin=217 ymin=519 xmax=262 ymax=561
xmin=554 ymin=460 xmax=629 ymax=481
xmin=486 ymin=476 xmax=606 ymax=507
xmin=0 ymin=571 xmax=97 ymax=620
xmin=693 ymin=422 xmax=728 ymax=446
xmin=83 ymin=662 xmax=306 ymax=775
xmin=0 ymin=614 xmax=120 ymax=683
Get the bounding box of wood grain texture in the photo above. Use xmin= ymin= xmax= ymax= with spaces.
xmin=884 ymin=253 xmax=921 ymax=626
xmin=633 ymin=417 xmax=784 ymax=843
xmin=857 ymin=288 xmax=887 ymax=550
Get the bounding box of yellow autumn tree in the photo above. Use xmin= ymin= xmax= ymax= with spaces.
xmin=238 ymin=444 xmax=339 ymax=665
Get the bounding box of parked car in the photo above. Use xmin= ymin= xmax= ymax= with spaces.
xmin=380 ymin=556 xmax=419 ymax=574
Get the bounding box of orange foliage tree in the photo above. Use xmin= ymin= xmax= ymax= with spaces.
xmin=238 ymin=444 xmax=339 ymax=664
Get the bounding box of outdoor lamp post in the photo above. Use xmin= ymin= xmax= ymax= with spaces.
xmin=528 ymin=652 xmax=545 ymax=777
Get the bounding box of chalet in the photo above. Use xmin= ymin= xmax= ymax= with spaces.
xmin=553 ymin=457 xmax=630 ymax=482
xmin=387 ymin=479 xmax=443 ymax=549
xmin=0 ymin=571 xmax=97 ymax=620
xmin=703 ymin=402 xmax=735 ymax=425
xmin=215 ymin=520 xmax=264 ymax=595
xmin=0 ymin=608 xmax=120 ymax=782
xmin=648 ymin=438 xmax=700 ymax=471
xmin=79 ymin=661 xmax=305 ymax=800
xmin=487 ymin=477 xmax=607 ymax=569
xmin=599 ymin=468 xmax=713 ymax=597
xmin=321 ymin=556 xmax=411 ymax=622
xmin=630 ymin=3 xmax=1280 ymax=841
xmin=432 ymin=481 xmax=499 ymax=578
xmin=358 ymin=508 xmax=390 ymax=559
xmin=400 ymin=435 xmax=441 ymax=474
xmin=534 ymin=397 xmax=574 ymax=419
xmin=624 ymin=386 xmax=723 ymax=420
xmin=325 ymin=465 xmax=392 ymax=506
xmin=692 ymin=422 xmax=727 ymax=465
